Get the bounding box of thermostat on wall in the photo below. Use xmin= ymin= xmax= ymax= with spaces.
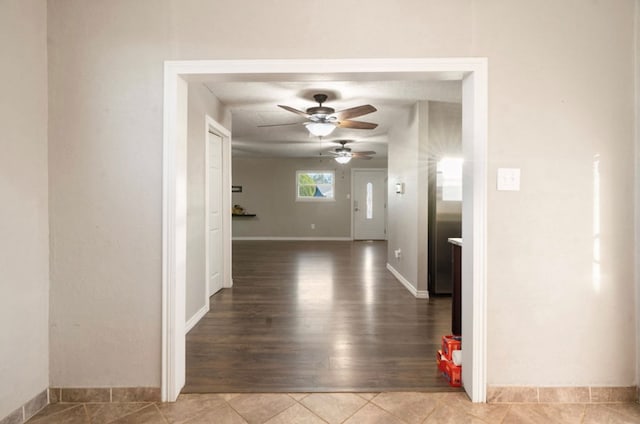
xmin=497 ymin=168 xmax=521 ymax=191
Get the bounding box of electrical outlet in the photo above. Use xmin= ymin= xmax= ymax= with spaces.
xmin=394 ymin=249 xmax=402 ymax=259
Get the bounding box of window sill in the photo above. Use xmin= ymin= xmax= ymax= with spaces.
xmin=295 ymin=198 xmax=336 ymax=202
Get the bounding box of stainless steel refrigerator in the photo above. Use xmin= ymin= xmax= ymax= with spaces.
xmin=428 ymin=158 xmax=462 ymax=295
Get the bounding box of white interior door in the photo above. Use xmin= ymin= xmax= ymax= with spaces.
xmin=207 ymin=131 xmax=223 ymax=297
xmin=353 ymin=169 xmax=387 ymax=240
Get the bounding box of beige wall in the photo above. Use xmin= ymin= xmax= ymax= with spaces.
xmin=479 ymin=2 xmax=635 ymax=386
xmin=636 ymin=0 xmax=640 ymax=388
xmin=185 ymin=83 xmax=229 ymax=322
xmin=48 ymin=0 xmax=168 ymax=387
xmin=232 ymin=157 xmax=387 ymax=238
xmin=0 ymin=0 xmax=49 ymax=418
xmin=45 ymin=0 xmax=636 ymax=388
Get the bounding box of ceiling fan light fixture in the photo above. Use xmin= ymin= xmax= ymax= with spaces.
xmin=305 ymin=122 xmax=336 ymax=137
xmin=335 ymin=155 xmax=352 ymax=164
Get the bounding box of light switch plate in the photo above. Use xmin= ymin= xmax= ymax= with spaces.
xmin=497 ymin=168 xmax=521 ymax=191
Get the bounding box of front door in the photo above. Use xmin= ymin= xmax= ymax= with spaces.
xmin=207 ymin=131 xmax=223 ymax=297
xmin=353 ymin=169 xmax=387 ymax=240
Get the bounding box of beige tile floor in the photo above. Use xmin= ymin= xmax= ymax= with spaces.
xmin=26 ymin=392 xmax=640 ymax=424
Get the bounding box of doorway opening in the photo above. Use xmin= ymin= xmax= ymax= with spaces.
xmin=163 ymin=58 xmax=488 ymax=402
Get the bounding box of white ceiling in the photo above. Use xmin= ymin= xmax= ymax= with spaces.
xmin=203 ymin=80 xmax=462 ymax=159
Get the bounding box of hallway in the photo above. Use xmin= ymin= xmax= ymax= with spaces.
xmin=184 ymin=241 xmax=456 ymax=393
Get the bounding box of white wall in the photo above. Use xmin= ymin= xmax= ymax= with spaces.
xmin=185 ymin=83 xmax=229 ymax=322
xmin=0 ymin=0 xmax=49 ymax=418
xmin=232 ymin=157 xmax=387 ymax=238
xmin=45 ymin=0 xmax=636 ymax=388
xmin=428 ymin=102 xmax=463 ymax=159
xmin=387 ymin=104 xmax=420 ymax=288
xmin=416 ymin=102 xmax=430 ymax=294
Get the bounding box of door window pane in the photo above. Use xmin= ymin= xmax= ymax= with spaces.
xmin=366 ymin=182 xmax=373 ymax=219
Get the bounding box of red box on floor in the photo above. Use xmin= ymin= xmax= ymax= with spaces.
xmin=441 ymin=335 xmax=461 ymax=361
xmin=442 ymin=361 xmax=462 ymax=387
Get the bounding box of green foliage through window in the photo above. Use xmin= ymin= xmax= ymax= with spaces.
xmin=296 ymin=171 xmax=334 ymax=200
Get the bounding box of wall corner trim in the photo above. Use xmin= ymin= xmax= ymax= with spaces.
xmin=185 ymin=303 xmax=209 ymax=334
xmin=386 ymin=263 xmax=428 ymax=298
xmin=0 ymin=388 xmax=48 ymax=424
xmin=486 ymin=386 xmax=637 ymax=404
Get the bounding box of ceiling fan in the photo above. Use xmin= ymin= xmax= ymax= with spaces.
xmin=328 ymin=140 xmax=376 ymax=164
xmin=260 ymin=94 xmax=378 ymax=137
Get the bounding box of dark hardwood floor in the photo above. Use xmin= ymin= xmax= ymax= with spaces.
xmin=184 ymin=240 xmax=457 ymax=393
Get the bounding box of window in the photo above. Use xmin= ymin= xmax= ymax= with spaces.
xmin=366 ymin=182 xmax=373 ymax=219
xmin=437 ymin=157 xmax=463 ymax=201
xmin=296 ymin=170 xmax=335 ymax=201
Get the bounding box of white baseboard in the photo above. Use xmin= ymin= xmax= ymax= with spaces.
xmin=386 ymin=263 xmax=429 ymax=299
xmin=232 ymin=236 xmax=352 ymax=241
xmin=185 ymin=302 xmax=209 ymax=333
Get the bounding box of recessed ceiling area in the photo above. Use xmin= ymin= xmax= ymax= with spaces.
xmin=202 ymin=80 xmax=462 ymax=159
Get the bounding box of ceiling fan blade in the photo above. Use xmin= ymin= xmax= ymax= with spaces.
xmin=337 ymin=120 xmax=378 ymax=130
xmin=257 ymin=122 xmax=304 ymax=128
xmin=353 ymin=155 xmax=373 ymax=160
xmin=351 ymin=151 xmax=376 ymax=156
xmin=333 ymin=104 xmax=377 ymax=120
xmin=278 ymin=105 xmax=311 ymax=118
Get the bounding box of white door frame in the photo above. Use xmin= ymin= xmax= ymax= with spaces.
xmin=162 ymin=58 xmax=488 ymax=402
xmin=351 ymin=168 xmax=388 ymax=240
xmin=204 ymin=116 xmax=233 ymax=301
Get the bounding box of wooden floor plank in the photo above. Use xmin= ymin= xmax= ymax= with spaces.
xmin=184 ymin=240 xmax=458 ymax=393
